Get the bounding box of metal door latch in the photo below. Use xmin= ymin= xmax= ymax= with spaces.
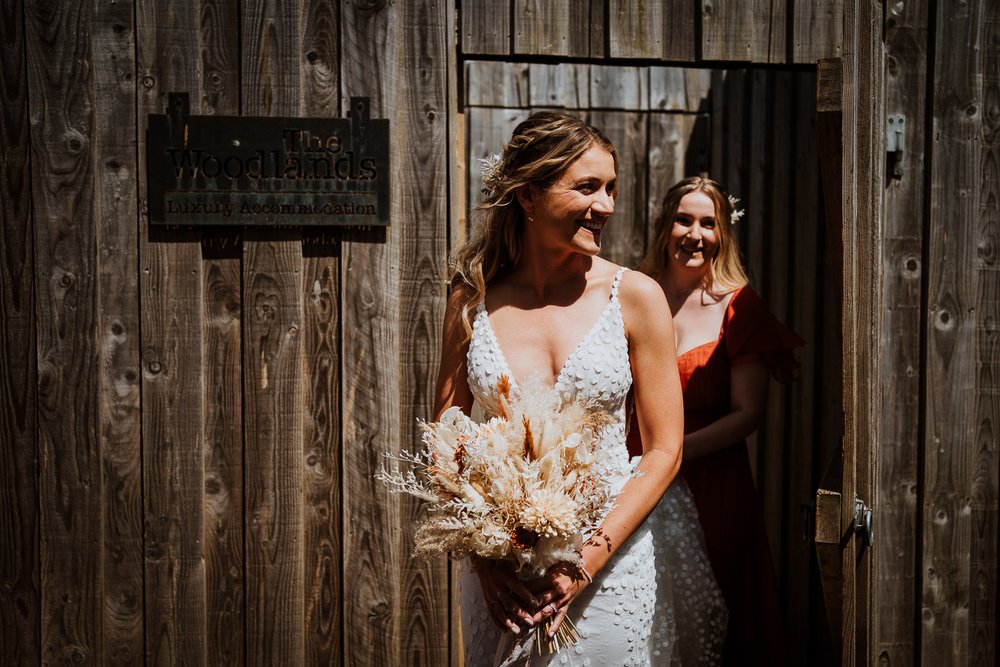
xmin=887 ymin=114 xmax=905 ymax=179
xmin=855 ymin=497 xmax=874 ymax=547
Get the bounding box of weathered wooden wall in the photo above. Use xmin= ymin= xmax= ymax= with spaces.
xmin=2 ymin=0 xmax=998 ymax=665
xmin=878 ymin=0 xmax=999 ymax=665
xmin=1 ymin=0 xmax=452 ymax=665
xmin=461 ymin=0 xmax=842 ymax=64
xmin=463 ymin=60 xmax=834 ymax=664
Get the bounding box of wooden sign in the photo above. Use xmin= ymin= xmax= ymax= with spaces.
xmin=147 ymin=95 xmax=389 ymax=226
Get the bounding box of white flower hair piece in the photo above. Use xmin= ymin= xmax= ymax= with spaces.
xmin=479 ymin=152 xmax=504 ymax=196
xmin=728 ymin=194 xmax=745 ymax=224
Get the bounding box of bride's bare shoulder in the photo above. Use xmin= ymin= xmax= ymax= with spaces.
xmin=617 ymin=269 xmax=667 ymax=310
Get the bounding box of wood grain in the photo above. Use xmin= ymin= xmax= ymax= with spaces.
xmin=514 ymin=0 xmax=590 ymax=57
xmin=877 ymin=0 xmax=928 ymax=663
xmin=136 ymin=0 xmax=207 ymax=663
xmin=466 ymin=61 xmax=529 ymax=108
xmin=24 ymin=2 xmax=104 ymax=663
xmin=461 ymin=0 xmax=510 ymax=55
xmin=300 ymin=4 xmax=343 ymax=664
xmin=198 ymin=2 xmax=244 ymax=665
xmin=844 ymin=2 xmax=885 ymax=662
xmin=589 ymin=66 xmax=646 ymax=111
xmin=608 ymin=0 xmax=663 ymax=59
xmin=589 ymin=111 xmax=647 ymax=268
xmin=648 ymin=68 xmax=711 ymax=112
xmin=750 ymin=0 xmax=786 ymax=63
xmin=972 ymin=4 xmax=999 ymax=665
xmin=793 ymin=0 xmax=843 ymax=63
xmin=341 ymin=2 xmax=451 ymax=664
xmin=701 ymin=0 xmax=752 ymax=62
xmin=241 ymin=1 xmax=306 ymax=664
xmin=923 ymin=1 xmax=987 ymax=664
xmin=0 ymin=0 xmax=39 ymax=662
xmin=92 ymin=0 xmax=143 ymax=663
xmin=466 ymin=107 xmax=529 ymax=215
xmin=528 ymin=63 xmax=589 ymax=109
xmin=662 ymin=0 xmax=697 ymax=62
xmin=646 ymin=113 xmax=703 ymax=251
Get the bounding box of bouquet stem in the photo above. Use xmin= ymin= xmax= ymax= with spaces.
xmin=534 ymin=615 xmax=582 ymax=655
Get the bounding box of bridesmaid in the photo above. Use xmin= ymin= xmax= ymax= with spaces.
xmin=627 ymin=176 xmax=803 ymax=666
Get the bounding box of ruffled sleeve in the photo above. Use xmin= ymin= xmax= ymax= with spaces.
xmin=723 ymin=286 xmax=805 ymax=383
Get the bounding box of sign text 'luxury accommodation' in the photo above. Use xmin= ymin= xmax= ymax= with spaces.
xmin=148 ymin=95 xmax=389 ymax=226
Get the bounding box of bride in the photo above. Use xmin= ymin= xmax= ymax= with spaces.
xmin=432 ymin=112 xmax=724 ymax=665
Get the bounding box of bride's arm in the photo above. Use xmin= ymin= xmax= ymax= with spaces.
xmin=585 ymin=270 xmax=683 ymax=570
xmin=432 ymin=284 xmax=475 ymax=419
xmin=531 ymin=271 xmax=683 ymax=628
xmin=433 ymin=284 xmax=542 ymax=632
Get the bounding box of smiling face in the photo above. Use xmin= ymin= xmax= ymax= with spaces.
xmin=519 ymin=144 xmax=618 ymax=256
xmin=665 ymin=190 xmax=718 ymax=272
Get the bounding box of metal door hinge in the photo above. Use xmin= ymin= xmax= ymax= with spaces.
xmin=855 ymin=497 xmax=874 ymax=547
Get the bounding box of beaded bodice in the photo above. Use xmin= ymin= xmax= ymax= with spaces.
xmin=466 ymin=267 xmax=633 ymax=474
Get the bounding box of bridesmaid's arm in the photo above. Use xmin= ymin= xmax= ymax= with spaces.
xmin=681 ymin=361 xmax=768 ymax=460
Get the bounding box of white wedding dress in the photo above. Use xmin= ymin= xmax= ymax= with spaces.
xmin=460 ymin=267 xmax=727 ymax=666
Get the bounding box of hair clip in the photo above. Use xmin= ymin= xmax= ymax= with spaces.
xmin=728 ymin=195 xmax=745 ymax=224
xmin=480 ymin=153 xmax=503 ymax=196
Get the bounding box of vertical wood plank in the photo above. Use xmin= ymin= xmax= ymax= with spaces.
xmin=844 ymin=2 xmax=885 ymax=662
xmin=589 ymin=66 xmax=647 ymax=111
xmin=751 ymin=0 xmax=786 ymax=63
xmin=814 ymin=58 xmax=846 ymax=664
xmin=589 ymin=0 xmax=607 ymax=59
xmin=136 ymin=1 xmax=207 ymax=663
xmin=466 ymin=107 xmax=529 ymax=215
xmin=461 ymin=0 xmax=510 ymax=56
xmin=198 ymin=2 xmax=245 ymax=665
xmin=793 ymin=0 xmax=844 ymax=63
xmin=646 ymin=113 xmax=705 ymax=252
xmin=608 ymin=0 xmax=663 ymax=59
xmin=971 ymin=2 xmax=999 ymax=663
xmin=838 ymin=7 xmax=862 ymax=659
xmin=528 ymin=64 xmax=590 ymax=110
xmin=341 ymin=1 xmax=451 ymax=664
xmin=466 ymin=61 xmax=529 ymax=108
xmin=662 ymin=0 xmax=697 ymax=62
xmin=24 ymin=2 xmax=104 ymax=663
xmin=878 ymin=0 xmax=929 ymax=663
xmin=240 ymin=1 xmax=306 ymax=664
xmin=589 ymin=111 xmax=647 ymax=268
xmin=0 ymin=0 xmax=39 ymax=662
xmin=514 ymin=1 xmax=591 ymax=57
xmin=787 ymin=70 xmax=820 ymax=667
xmin=92 ymin=0 xmax=143 ymax=663
xmin=648 ymin=67 xmax=711 ymax=112
xmin=923 ymin=1 xmax=990 ymax=664
xmin=300 ymin=3 xmax=343 ymax=665
xmin=701 ymin=0 xmax=752 ymax=62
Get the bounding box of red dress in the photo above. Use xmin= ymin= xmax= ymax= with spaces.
xmin=628 ymin=285 xmax=803 ymax=666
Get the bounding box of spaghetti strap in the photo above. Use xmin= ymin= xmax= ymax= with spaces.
xmin=610 ymin=266 xmax=628 ymax=302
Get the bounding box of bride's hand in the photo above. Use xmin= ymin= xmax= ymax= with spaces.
xmin=472 ymin=556 xmax=541 ymax=634
xmin=526 ymin=561 xmax=591 ymax=634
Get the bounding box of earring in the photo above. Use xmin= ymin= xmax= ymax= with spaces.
xmin=528 ymin=216 xmax=534 ymax=223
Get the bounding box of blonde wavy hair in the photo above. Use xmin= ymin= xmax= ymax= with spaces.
xmin=450 ymin=111 xmax=618 ymax=336
xmin=642 ymin=176 xmax=748 ymax=295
